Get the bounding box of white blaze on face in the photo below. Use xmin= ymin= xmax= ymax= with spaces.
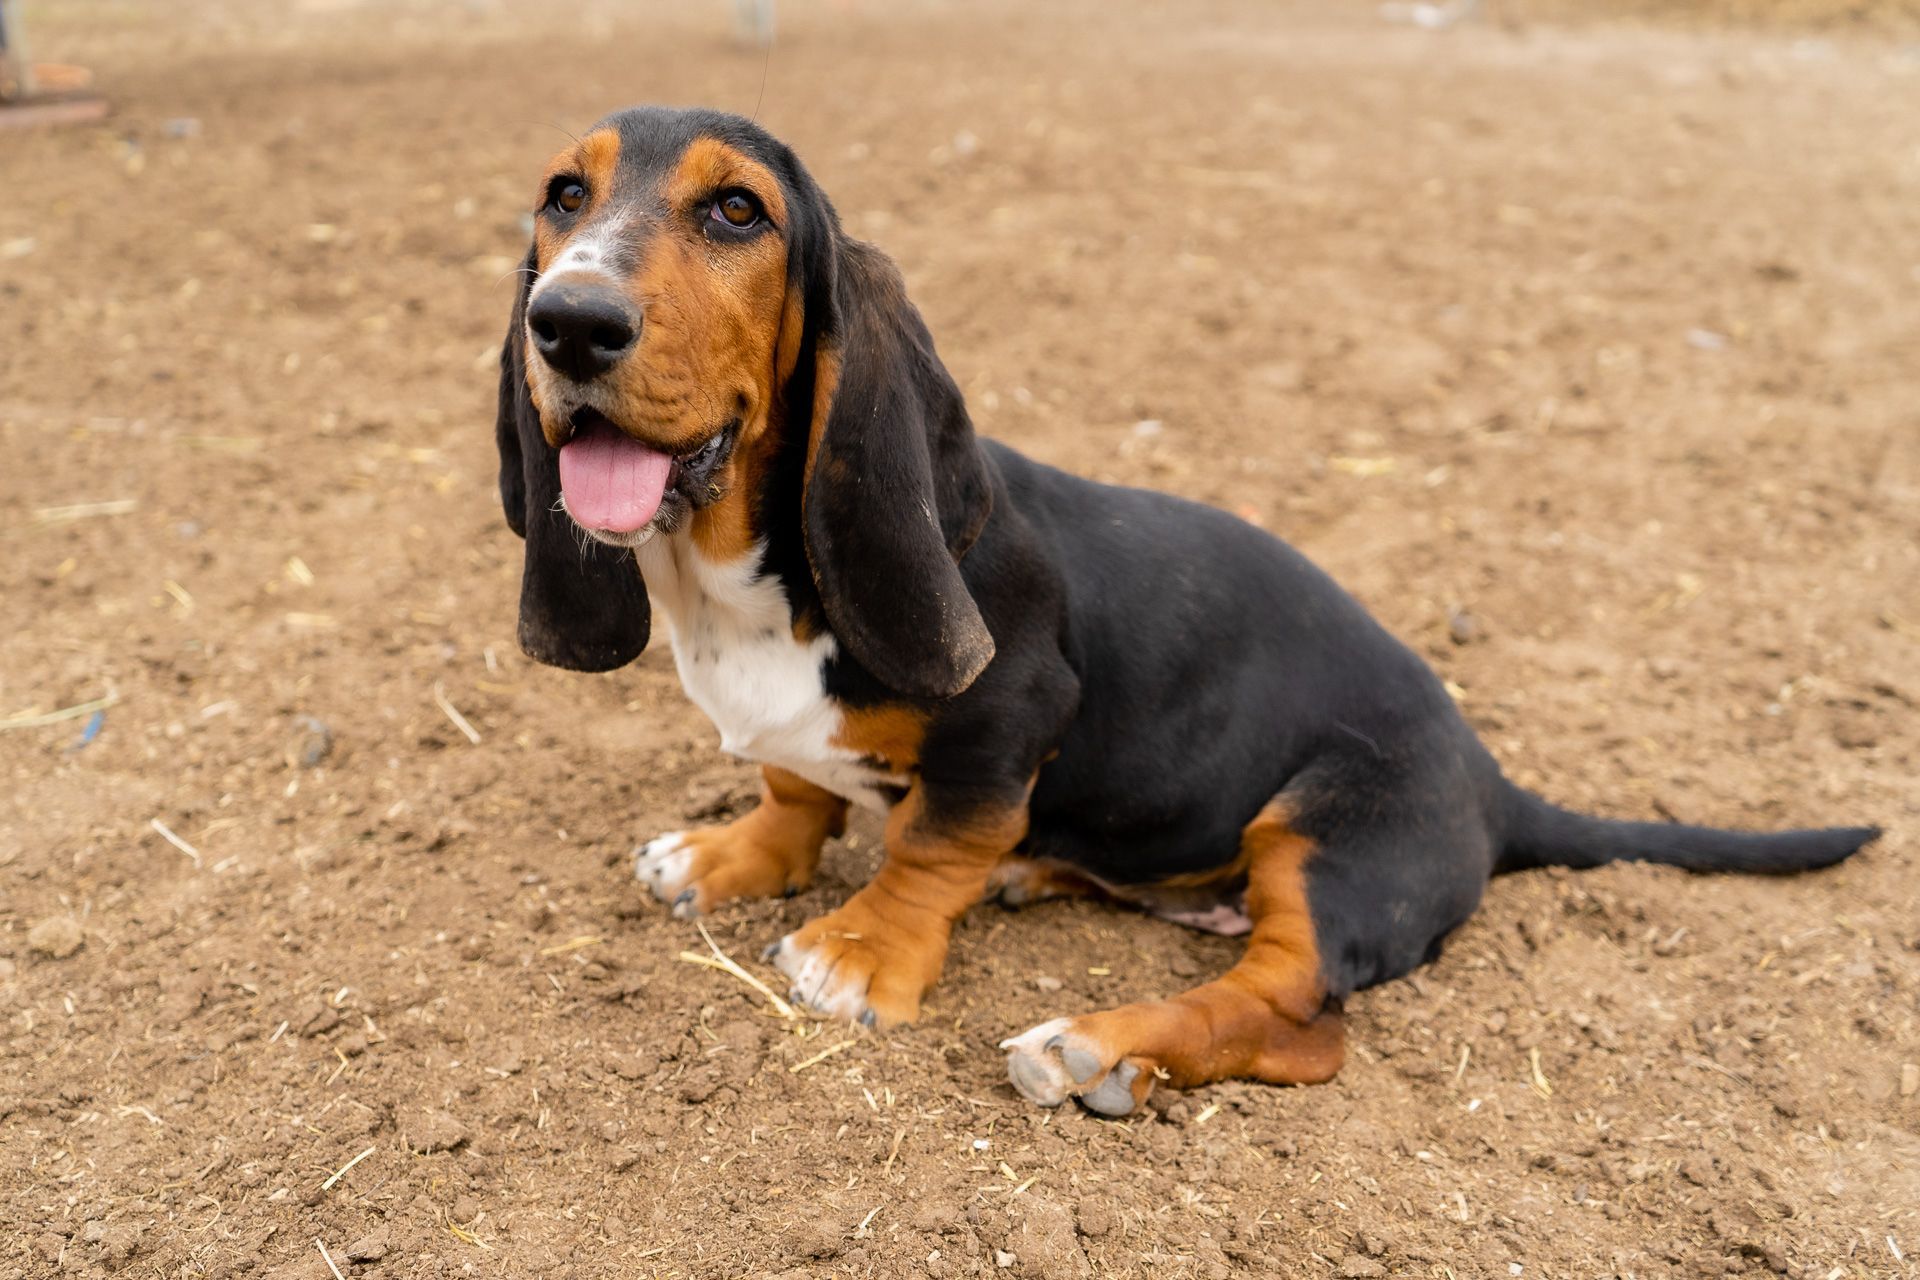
xmin=529 ymin=213 xmax=629 ymax=303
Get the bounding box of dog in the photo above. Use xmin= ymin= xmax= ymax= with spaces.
xmin=492 ymin=106 xmax=1878 ymax=1116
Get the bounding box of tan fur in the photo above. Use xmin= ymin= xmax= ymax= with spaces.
xmin=1011 ymin=799 xmax=1342 ymax=1111
xmin=525 ymin=134 xmax=798 ymax=568
xmin=778 ymin=779 xmax=1032 ymax=1026
xmin=659 ymin=766 xmax=847 ymax=914
xmin=831 ymin=704 xmax=927 ymax=774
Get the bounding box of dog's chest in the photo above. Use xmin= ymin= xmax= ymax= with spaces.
xmin=636 ymin=537 xmax=900 ymax=811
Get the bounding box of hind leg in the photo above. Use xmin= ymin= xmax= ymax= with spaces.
xmin=1001 ymin=797 xmax=1343 ymax=1115
xmin=986 ymin=856 xmax=1110 ymax=909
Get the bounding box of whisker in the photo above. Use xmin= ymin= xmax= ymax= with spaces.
xmin=751 ymin=19 xmax=776 ymax=124
xmin=550 ymin=497 xmax=597 ymax=559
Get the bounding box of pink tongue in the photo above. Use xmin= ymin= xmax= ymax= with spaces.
xmin=559 ymin=426 xmax=672 ymax=533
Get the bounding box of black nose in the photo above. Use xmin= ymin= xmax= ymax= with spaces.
xmin=526 ymin=283 xmax=640 ymax=382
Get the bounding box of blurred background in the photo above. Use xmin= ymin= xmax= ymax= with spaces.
xmin=2 ymin=2 xmax=1917 ymax=1277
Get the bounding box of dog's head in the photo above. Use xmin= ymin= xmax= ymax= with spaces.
xmin=496 ymin=107 xmax=994 ymax=697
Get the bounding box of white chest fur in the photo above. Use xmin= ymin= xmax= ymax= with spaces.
xmin=634 ymin=535 xmax=900 ymax=811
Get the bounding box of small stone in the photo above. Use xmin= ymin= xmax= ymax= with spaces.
xmin=82 ymin=1221 xmax=142 ymax=1262
xmin=1032 ymin=975 xmax=1064 ymax=994
xmin=1830 ymin=712 xmax=1877 ymax=750
xmin=1075 ymin=1201 xmax=1114 ymax=1239
xmin=797 ymin=1220 xmax=843 ymax=1260
xmin=296 ymin=717 xmax=333 ymax=768
xmin=1169 ymin=953 xmax=1203 ymax=978
xmin=343 ymin=1234 xmax=388 ymax=1263
xmin=610 ymin=1052 xmax=651 ymax=1081
xmin=299 ymin=1005 xmax=340 ymax=1036
xmin=609 ymin=1146 xmax=643 ymax=1172
xmin=994 ymin=1251 xmax=1017 ymax=1269
xmin=408 ymin=1109 xmax=469 ymax=1153
xmin=451 ymin=1195 xmax=481 ymax=1224
xmin=1900 ymin=1063 xmax=1918 ymax=1097
xmin=28 ymin=917 xmax=84 ymax=959
xmin=1338 ymin=1255 xmax=1387 ymax=1278
xmin=1447 ymin=607 xmax=1482 ymax=646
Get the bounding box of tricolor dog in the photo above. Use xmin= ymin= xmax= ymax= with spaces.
xmin=493 ymin=106 xmax=1878 ymax=1116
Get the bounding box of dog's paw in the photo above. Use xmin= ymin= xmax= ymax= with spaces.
xmin=1000 ymin=1017 xmax=1157 ymax=1116
xmin=634 ymin=827 xmax=806 ymax=918
xmin=768 ymin=910 xmax=940 ymax=1029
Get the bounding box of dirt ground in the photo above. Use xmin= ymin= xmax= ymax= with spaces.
xmin=4 ymin=1 xmax=1918 ymax=1276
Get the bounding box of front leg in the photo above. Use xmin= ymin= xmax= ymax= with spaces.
xmin=637 ymin=765 xmax=848 ymax=917
xmin=772 ymin=777 xmax=1029 ymax=1027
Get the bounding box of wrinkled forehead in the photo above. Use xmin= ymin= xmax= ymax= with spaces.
xmin=538 ymin=107 xmax=793 ymax=222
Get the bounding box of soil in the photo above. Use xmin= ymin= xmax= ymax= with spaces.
xmin=3 ymin=2 xmax=1917 ymax=1277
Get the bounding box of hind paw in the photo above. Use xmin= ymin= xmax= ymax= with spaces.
xmin=999 ymin=1018 xmax=1158 ymax=1116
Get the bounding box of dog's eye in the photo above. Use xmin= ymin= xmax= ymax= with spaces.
xmin=711 ymin=190 xmax=762 ymax=229
xmin=549 ymin=180 xmax=587 ymax=214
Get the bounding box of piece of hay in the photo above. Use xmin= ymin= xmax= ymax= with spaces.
xmin=33 ymin=499 xmax=136 ymax=524
xmin=432 ymin=682 xmax=481 ymax=745
xmin=321 ymin=1145 xmax=376 ymax=1192
xmin=150 ymin=818 xmax=202 ymax=866
xmin=0 ymin=692 xmax=118 ymax=732
xmin=677 ymin=920 xmax=796 ymax=1019
xmin=791 ymin=1039 xmax=858 ymax=1074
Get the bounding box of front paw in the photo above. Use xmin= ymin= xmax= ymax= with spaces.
xmin=769 ymin=910 xmax=943 ymax=1029
xmin=634 ymin=828 xmax=807 ymax=918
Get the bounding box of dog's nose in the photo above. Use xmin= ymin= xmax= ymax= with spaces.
xmin=526 ymin=283 xmax=640 ymax=382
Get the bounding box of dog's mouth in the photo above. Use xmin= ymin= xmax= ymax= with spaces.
xmin=556 ymin=407 xmax=735 ymax=538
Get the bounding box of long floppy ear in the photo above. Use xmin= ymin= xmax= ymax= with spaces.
xmin=495 ymin=248 xmax=650 ymax=672
xmin=802 ymin=237 xmax=995 ymax=698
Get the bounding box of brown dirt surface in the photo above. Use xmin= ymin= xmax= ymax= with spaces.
xmin=4 ymin=1 xmax=1918 ymax=1277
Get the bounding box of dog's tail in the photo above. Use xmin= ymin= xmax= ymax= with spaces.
xmin=1495 ymin=783 xmax=1878 ymax=876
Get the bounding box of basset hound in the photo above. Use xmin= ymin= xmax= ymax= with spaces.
xmin=493 ymin=106 xmax=1879 ymax=1116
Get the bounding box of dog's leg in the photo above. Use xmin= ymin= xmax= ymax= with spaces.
xmin=636 ymin=765 xmax=847 ymax=917
xmin=772 ymin=778 xmax=1029 ymax=1027
xmin=986 ymin=856 xmax=1108 ymax=910
xmin=1000 ymin=796 xmax=1341 ymax=1115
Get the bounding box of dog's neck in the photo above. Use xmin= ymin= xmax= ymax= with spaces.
xmin=634 ymin=528 xmax=899 ymax=812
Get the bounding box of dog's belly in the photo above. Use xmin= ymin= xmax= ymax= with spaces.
xmin=638 ymin=536 xmax=903 ymax=812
